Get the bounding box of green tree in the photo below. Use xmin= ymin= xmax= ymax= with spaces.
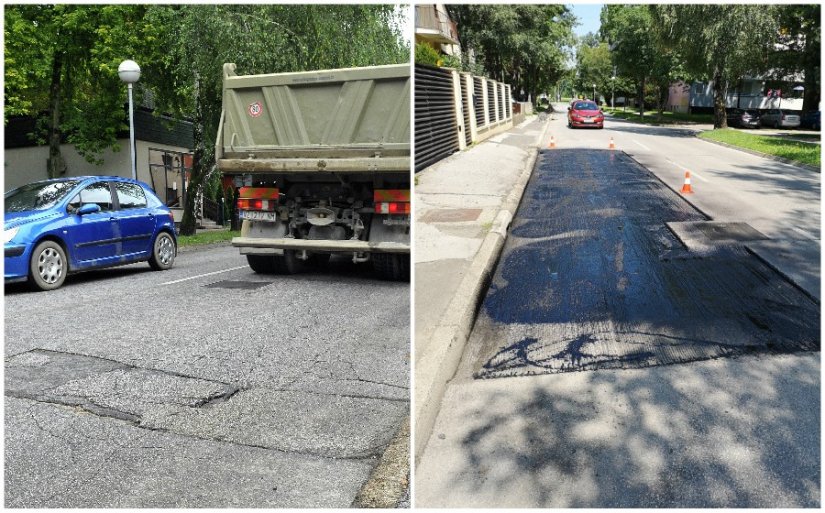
xmin=4 ymin=5 xmax=158 ymax=177
xmin=600 ymin=5 xmax=687 ymax=119
xmin=771 ymin=4 xmax=820 ymax=112
xmin=652 ymin=5 xmax=778 ymax=128
xmin=574 ymin=36 xmax=612 ymax=103
xmin=447 ymin=5 xmax=575 ymax=104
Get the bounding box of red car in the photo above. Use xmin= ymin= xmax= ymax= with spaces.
xmin=567 ymin=100 xmax=604 ymax=129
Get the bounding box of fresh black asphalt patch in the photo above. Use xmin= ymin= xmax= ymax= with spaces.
xmin=473 ymin=149 xmax=820 ymax=379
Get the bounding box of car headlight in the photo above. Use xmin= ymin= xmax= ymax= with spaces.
xmin=4 ymin=227 xmax=19 ymax=244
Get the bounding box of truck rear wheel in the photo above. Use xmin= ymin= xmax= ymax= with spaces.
xmin=373 ymin=253 xmax=409 ymax=281
xmin=272 ymin=250 xmax=306 ymax=274
xmin=247 ymin=254 xmax=276 ymax=273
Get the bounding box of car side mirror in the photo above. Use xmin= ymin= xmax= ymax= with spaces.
xmin=77 ymin=204 xmax=101 ymax=216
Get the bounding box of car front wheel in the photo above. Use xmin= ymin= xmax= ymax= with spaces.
xmin=149 ymin=232 xmax=176 ymax=270
xmin=29 ymin=240 xmax=67 ymax=291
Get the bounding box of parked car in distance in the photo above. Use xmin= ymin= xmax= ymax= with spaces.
xmin=800 ymin=110 xmax=820 ymax=130
xmin=726 ymin=108 xmax=761 ymax=128
xmin=568 ymin=100 xmax=604 ymax=129
xmin=760 ymin=109 xmax=801 ymax=129
xmin=5 ymin=176 xmax=177 ymax=291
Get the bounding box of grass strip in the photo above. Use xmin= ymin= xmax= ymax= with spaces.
xmin=177 ymin=229 xmax=239 ymax=247
xmin=698 ymin=128 xmax=820 ymax=167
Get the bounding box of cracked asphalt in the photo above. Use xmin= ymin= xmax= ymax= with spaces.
xmin=4 ymin=244 xmax=410 ymax=507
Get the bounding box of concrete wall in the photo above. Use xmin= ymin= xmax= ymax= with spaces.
xmin=4 ymin=139 xmax=190 ymax=191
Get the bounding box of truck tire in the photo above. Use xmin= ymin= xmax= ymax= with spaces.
xmin=247 ymin=254 xmax=277 ymax=273
xmin=373 ymin=253 xmax=409 ymax=281
xmin=272 ymin=250 xmax=306 ymax=274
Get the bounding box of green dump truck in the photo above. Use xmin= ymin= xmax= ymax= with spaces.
xmin=217 ymin=63 xmax=410 ymax=280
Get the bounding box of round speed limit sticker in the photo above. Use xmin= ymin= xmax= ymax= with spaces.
xmin=248 ymin=101 xmax=263 ymax=118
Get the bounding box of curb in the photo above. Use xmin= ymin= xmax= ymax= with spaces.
xmin=352 ymin=417 xmax=410 ymax=508
xmin=413 ymin=118 xmax=550 ymax=465
xmin=695 ymin=135 xmax=820 ymax=173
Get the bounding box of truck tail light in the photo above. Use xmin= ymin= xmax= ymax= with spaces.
xmin=237 ymin=198 xmax=276 ymax=211
xmin=237 ymin=187 xmax=279 ymax=211
xmin=375 ymin=202 xmax=410 ymax=214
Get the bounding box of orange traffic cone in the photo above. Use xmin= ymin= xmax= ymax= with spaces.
xmin=680 ymin=171 xmax=693 ymax=194
xmin=549 ymin=135 xmax=556 ymax=149
xmin=609 ymin=137 xmax=615 ymax=150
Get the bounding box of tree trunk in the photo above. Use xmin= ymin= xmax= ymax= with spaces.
xmin=638 ymin=77 xmax=645 ymax=117
xmin=712 ymin=71 xmax=728 ymax=129
xmin=47 ymin=52 xmax=67 ymax=178
xmin=802 ymin=25 xmax=819 ymax=112
xmin=180 ymin=78 xmax=204 ymax=236
xmin=656 ymin=86 xmax=665 ymax=123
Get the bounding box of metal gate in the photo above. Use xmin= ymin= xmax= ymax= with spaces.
xmin=415 ymin=64 xmax=459 ymax=172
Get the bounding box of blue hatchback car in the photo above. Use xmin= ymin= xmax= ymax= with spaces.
xmin=5 ymin=176 xmax=177 ymax=291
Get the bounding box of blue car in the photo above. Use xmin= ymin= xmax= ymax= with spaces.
xmin=5 ymin=176 xmax=177 ymax=291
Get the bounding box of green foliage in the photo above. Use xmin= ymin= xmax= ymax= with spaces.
xmin=415 ymin=43 xmax=441 ymax=66
xmin=651 ymin=5 xmax=779 ymax=127
xmin=448 ymin=5 xmax=575 ymax=103
xmin=771 ymin=4 xmax=820 ymax=111
xmin=600 ymin=5 xmax=689 ymax=116
xmin=574 ymin=38 xmax=612 ymax=100
xmin=4 ymin=5 xmax=159 ymax=164
xmin=439 ymin=54 xmax=462 ymax=70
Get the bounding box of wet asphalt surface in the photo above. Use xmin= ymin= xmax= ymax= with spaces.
xmin=5 ymin=245 xmax=409 ymax=507
xmin=473 ymin=148 xmax=820 ymax=378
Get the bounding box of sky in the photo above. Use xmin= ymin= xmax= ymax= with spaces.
xmin=570 ymin=3 xmax=604 ymax=38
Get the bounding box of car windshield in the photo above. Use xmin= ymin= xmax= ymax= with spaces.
xmin=574 ymin=102 xmax=598 ymax=110
xmin=4 ymin=180 xmax=80 ymax=213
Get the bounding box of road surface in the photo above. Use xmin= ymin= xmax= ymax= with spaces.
xmin=5 ymin=244 xmax=410 ymax=507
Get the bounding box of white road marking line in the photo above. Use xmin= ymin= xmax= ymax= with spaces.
xmin=162 ymin=265 xmax=249 ymax=285
xmin=666 ymin=158 xmax=709 ymax=182
xmin=791 ymin=227 xmax=820 ymax=241
xmin=632 ymin=139 xmax=651 ymax=151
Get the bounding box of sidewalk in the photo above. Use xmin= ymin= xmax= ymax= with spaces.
xmin=414 ymin=115 xmax=549 ymax=461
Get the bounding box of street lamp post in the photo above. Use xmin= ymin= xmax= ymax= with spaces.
xmin=611 ymin=75 xmax=616 ymax=109
xmin=593 ymin=84 xmax=597 ymax=104
xmin=118 ymin=60 xmax=141 ymax=181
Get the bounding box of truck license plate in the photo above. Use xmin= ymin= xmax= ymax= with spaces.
xmin=240 ymin=210 xmax=278 ymax=222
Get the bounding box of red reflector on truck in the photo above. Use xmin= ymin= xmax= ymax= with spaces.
xmin=374 ymin=189 xmax=410 ymax=202
xmin=375 ymin=202 xmax=410 ymax=214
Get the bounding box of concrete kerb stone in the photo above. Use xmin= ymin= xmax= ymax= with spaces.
xmin=413 ymin=117 xmax=551 ymax=464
